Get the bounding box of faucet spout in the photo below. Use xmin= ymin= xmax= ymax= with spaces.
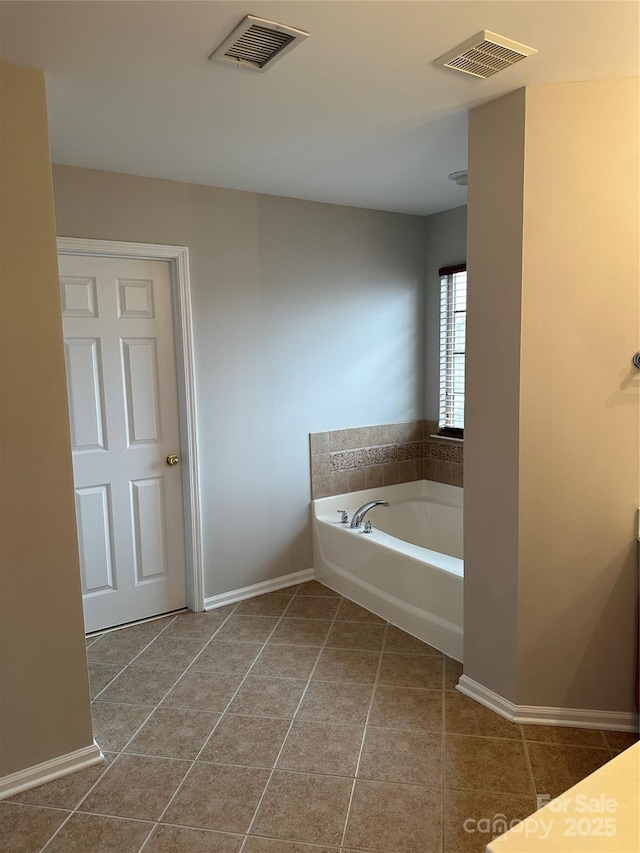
xmin=349 ymin=500 xmax=390 ymax=529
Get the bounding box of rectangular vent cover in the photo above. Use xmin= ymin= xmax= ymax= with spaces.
xmin=435 ymin=30 xmax=537 ymax=79
xmin=209 ymin=15 xmax=309 ymax=72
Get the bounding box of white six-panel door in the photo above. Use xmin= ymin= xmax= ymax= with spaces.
xmin=59 ymin=254 xmax=187 ymax=632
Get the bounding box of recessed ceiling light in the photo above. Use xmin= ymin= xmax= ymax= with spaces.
xmin=448 ymin=171 xmax=468 ymax=186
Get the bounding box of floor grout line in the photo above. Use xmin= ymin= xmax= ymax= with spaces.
xmin=240 ymin=592 xmax=348 ymax=851
xmin=62 ymin=607 xmax=240 ymax=853
xmin=25 ymin=582 xmax=626 ymax=853
xmin=142 ymin=582 xmax=335 ymax=852
xmin=521 ymin=727 xmax=538 ymax=802
xmin=89 ymin=609 xmax=202 ymax=701
xmin=338 ymin=620 xmax=390 ymax=850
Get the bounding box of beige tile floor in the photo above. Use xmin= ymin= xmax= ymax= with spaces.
xmin=3 ymin=580 xmax=638 ymax=853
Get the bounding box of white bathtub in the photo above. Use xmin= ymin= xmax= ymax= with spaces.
xmin=312 ymin=480 xmax=463 ymax=660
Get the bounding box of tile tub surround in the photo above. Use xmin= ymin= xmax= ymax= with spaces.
xmin=310 ymin=420 xmax=463 ymax=498
xmin=3 ymin=581 xmax=633 ymax=853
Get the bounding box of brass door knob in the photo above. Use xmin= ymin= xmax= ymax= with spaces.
xmin=166 ymin=453 xmax=180 ymax=466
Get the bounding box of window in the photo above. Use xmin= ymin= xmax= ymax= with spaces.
xmin=438 ymin=264 xmax=467 ymax=437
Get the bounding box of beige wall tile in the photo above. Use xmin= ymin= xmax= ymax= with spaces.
xmin=309 ymin=432 xmax=330 ymax=456
xmin=435 ymin=460 xmax=452 ymax=484
xmin=366 ymin=425 xmax=387 ymax=446
xmin=311 ymin=476 xmax=330 ymax=499
xmin=423 ymin=458 xmax=437 ymax=482
xmin=348 ymin=469 xmax=367 ymax=492
xmin=398 ymin=460 xmax=418 ymax=482
xmin=425 ymin=420 xmax=439 ymax=437
xmin=311 ymin=454 xmax=331 ymax=479
xmin=329 ymin=471 xmax=349 ymax=496
xmin=329 ymin=429 xmax=352 ymax=452
xmin=450 ymin=463 xmax=463 ymax=487
xmin=365 ymin=466 xmax=384 ymax=488
xmin=382 ymin=462 xmax=399 ymax=485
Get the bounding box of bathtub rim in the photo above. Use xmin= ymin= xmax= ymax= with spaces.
xmin=312 ymin=479 xmax=464 ymax=661
xmin=312 ymin=479 xmax=464 ymax=576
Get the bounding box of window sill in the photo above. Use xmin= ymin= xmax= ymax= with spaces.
xmin=429 ymin=434 xmax=464 ymax=444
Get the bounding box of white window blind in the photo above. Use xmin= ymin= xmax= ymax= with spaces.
xmin=438 ymin=265 xmax=467 ymax=434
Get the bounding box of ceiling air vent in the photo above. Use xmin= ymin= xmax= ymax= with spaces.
xmin=209 ymin=15 xmax=309 ymax=72
xmin=435 ymin=30 xmax=537 ymax=79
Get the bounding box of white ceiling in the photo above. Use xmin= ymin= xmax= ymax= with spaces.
xmin=1 ymin=1 xmax=637 ymax=215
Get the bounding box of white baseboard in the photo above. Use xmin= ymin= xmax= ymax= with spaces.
xmin=457 ymin=675 xmax=640 ymax=732
xmin=204 ymin=568 xmax=315 ymax=610
xmin=0 ymin=740 xmax=104 ymax=801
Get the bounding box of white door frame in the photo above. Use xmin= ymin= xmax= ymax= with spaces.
xmin=57 ymin=237 xmax=205 ymax=613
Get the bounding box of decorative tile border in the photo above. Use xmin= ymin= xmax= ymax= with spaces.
xmin=364 ymin=444 xmax=397 ymax=465
xmin=309 ymin=420 xmax=463 ymax=498
xmin=330 ymin=449 xmax=367 ymax=471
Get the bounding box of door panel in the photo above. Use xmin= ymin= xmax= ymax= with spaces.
xmin=131 ymin=477 xmax=168 ymax=582
xmin=59 ymin=254 xmax=187 ymax=632
xmin=121 ymin=338 xmax=161 ymax=446
xmin=64 ymin=338 xmax=107 ymax=452
xmin=75 ymin=484 xmax=115 ymax=594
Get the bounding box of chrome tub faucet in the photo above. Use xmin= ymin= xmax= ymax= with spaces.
xmin=349 ymin=500 xmax=390 ymax=529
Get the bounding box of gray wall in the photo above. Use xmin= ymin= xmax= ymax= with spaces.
xmin=424 ymin=206 xmax=467 ymax=420
xmin=52 ymin=166 xmax=427 ymax=598
xmin=464 ymin=89 xmax=526 ymax=704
